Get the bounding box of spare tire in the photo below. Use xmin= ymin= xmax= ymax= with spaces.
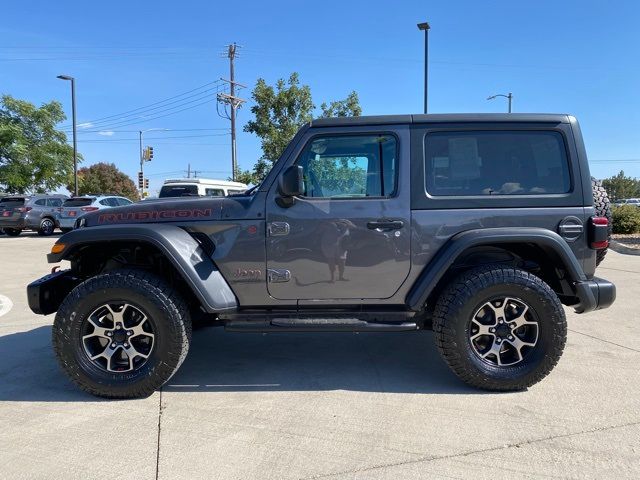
xmin=592 ymin=177 xmax=612 ymax=267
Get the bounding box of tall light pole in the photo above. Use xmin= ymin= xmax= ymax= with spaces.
xmin=139 ymin=128 xmax=168 ymax=197
xmin=57 ymin=75 xmax=78 ymax=196
xmin=417 ymin=21 xmax=430 ymax=114
xmin=487 ymin=92 xmax=513 ymax=113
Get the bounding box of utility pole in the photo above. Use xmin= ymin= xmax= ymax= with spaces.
xmin=57 ymin=75 xmax=78 ymax=195
xmin=487 ymin=92 xmax=513 ymax=113
xmin=186 ymin=163 xmax=191 ymax=179
xmin=217 ymin=43 xmax=246 ymax=181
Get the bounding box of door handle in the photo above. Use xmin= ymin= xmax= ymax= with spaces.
xmin=367 ymin=220 xmax=404 ymax=231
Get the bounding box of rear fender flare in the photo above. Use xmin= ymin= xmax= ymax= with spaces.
xmin=406 ymin=227 xmax=589 ymax=310
xmin=50 ymin=224 xmax=237 ymax=312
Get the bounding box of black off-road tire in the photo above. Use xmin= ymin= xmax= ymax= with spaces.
xmin=592 ymin=177 xmax=612 ymax=267
xmin=37 ymin=217 xmax=56 ymax=236
xmin=52 ymin=269 xmax=192 ymax=399
xmin=3 ymin=228 xmax=21 ymax=236
xmin=433 ymin=265 xmax=567 ymax=391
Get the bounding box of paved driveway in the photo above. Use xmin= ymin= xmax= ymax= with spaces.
xmin=0 ymin=234 xmax=638 ymax=479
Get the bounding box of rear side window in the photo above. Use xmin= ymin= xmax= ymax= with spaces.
xmin=63 ymin=198 xmax=94 ymax=207
xmin=34 ymin=199 xmax=47 ymax=206
xmin=424 ymin=131 xmax=571 ymax=196
xmin=205 ymin=188 xmax=224 ymax=197
xmin=117 ymin=198 xmax=133 ymax=206
xmin=47 ymin=198 xmax=63 ymax=207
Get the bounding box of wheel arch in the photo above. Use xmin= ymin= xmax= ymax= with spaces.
xmin=406 ymin=227 xmax=589 ymax=312
xmin=50 ymin=224 xmax=237 ymax=313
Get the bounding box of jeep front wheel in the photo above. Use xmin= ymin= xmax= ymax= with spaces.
xmin=52 ymin=269 xmax=191 ymax=398
xmin=433 ymin=265 xmax=567 ymax=391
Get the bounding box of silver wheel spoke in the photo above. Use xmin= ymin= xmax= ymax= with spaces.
xmin=129 ymin=316 xmax=154 ymax=340
xmin=507 ymin=336 xmax=536 ymax=361
xmin=470 ymin=319 xmax=494 ymax=340
xmin=481 ymin=342 xmax=503 ymax=366
xmin=82 ymin=317 xmax=111 ymax=341
xmin=510 ymin=306 xmax=536 ymax=329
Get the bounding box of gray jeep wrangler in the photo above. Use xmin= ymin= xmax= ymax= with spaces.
xmin=28 ymin=114 xmax=615 ymax=398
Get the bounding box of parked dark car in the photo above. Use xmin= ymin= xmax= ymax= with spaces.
xmin=0 ymin=194 xmax=67 ymax=236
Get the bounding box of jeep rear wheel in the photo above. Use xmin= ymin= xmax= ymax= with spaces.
xmin=433 ymin=265 xmax=566 ymax=391
xmin=52 ymin=269 xmax=191 ymax=398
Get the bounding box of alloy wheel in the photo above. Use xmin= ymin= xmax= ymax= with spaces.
xmin=469 ymin=297 xmax=539 ymax=367
xmin=81 ymin=302 xmax=155 ymax=373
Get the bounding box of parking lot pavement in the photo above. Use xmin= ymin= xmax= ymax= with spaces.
xmin=0 ymin=235 xmax=638 ymax=480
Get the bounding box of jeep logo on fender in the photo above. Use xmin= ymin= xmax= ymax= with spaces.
xmin=233 ymin=268 xmax=263 ymax=281
xmin=98 ymin=208 xmax=213 ymax=223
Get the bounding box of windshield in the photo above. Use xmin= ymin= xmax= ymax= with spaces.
xmin=159 ymin=185 xmax=199 ymax=198
xmin=63 ymin=198 xmax=94 ymax=207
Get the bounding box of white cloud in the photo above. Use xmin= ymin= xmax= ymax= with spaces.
xmin=98 ymin=131 xmax=115 ymax=136
xmin=78 ymin=122 xmax=94 ymax=129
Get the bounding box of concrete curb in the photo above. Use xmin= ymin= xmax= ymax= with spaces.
xmin=610 ymin=240 xmax=640 ymax=256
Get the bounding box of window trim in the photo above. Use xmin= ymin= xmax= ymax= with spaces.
xmin=293 ymin=132 xmax=400 ymax=201
xmin=423 ymin=128 xmax=574 ymax=199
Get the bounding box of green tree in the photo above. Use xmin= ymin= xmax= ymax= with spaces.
xmin=243 ymin=73 xmax=362 ymax=184
xmin=602 ymin=170 xmax=640 ymax=201
xmin=244 ymin=73 xmax=314 ymax=165
xmin=320 ymin=91 xmax=362 ymax=118
xmin=68 ymin=162 xmax=139 ymax=201
xmin=0 ymin=95 xmax=76 ymax=193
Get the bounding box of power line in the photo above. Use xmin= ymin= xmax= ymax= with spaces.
xmin=59 ymin=80 xmax=224 ymax=128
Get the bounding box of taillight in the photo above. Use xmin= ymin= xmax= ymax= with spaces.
xmin=81 ymin=206 xmax=99 ymax=212
xmin=590 ymin=216 xmax=609 ymax=249
xmin=16 ymin=206 xmax=32 ymax=212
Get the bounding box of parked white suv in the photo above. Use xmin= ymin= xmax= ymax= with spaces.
xmin=158 ymin=178 xmax=248 ymax=198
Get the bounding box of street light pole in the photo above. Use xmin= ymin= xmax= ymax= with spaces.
xmin=57 ymin=75 xmax=78 ymax=196
xmin=487 ymin=92 xmax=513 ymax=113
xmin=417 ymin=21 xmax=430 ymax=114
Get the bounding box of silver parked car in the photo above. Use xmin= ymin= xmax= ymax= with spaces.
xmin=57 ymin=195 xmax=134 ymax=232
xmin=0 ymin=194 xmax=67 ymax=236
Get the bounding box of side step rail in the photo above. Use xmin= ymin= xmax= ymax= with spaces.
xmin=225 ymin=317 xmax=418 ymax=333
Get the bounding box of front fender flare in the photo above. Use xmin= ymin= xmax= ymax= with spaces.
xmin=50 ymin=224 xmax=237 ymax=313
xmin=406 ymin=227 xmax=590 ymax=311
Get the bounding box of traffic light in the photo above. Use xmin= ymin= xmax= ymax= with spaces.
xmin=143 ymin=146 xmax=154 ymax=161
xmin=137 ymin=171 xmax=143 ymax=188
xmin=144 ymin=179 xmax=149 ymax=189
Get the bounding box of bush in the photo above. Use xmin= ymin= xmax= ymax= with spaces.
xmin=612 ymin=205 xmax=640 ymax=234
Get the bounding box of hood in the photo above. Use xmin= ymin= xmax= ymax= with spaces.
xmin=80 ymin=195 xmax=261 ymax=227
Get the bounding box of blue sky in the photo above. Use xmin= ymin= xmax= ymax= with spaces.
xmin=1 ymin=0 xmax=639 ymax=194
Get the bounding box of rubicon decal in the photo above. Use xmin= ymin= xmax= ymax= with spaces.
xmin=98 ymin=208 xmax=213 ymax=223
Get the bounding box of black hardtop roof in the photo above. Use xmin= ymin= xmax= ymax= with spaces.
xmin=310 ymin=113 xmax=572 ymax=127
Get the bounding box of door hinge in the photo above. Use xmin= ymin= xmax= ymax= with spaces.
xmin=267 ymin=222 xmax=290 ymax=236
xmin=267 ymin=269 xmax=291 ymax=283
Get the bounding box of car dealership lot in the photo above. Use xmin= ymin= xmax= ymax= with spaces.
xmin=0 ymin=234 xmax=639 ymax=480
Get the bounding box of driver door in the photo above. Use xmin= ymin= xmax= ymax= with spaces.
xmin=265 ymin=128 xmax=411 ymax=300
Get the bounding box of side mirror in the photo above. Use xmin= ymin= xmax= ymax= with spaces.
xmin=278 ymin=165 xmax=304 ymax=197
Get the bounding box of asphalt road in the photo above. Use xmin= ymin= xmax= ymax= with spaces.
xmin=0 ymin=233 xmax=639 ymax=479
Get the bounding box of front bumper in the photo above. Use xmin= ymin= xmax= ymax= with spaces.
xmin=27 ymin=269 xmax=81 ymax=315
xmin=574 ymin=277 xmax=616 ymax=314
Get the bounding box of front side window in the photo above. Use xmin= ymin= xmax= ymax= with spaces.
xmin=34 ymin=199 xmax=47 ymax=206
xmin=295 ymin=135 xmax=397 ymax=198
xmin=424 ymin=131 xmax=571 ymax=196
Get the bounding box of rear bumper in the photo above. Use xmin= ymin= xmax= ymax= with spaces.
xmin=57 ymin=217 xmax=77 ymax=228
xmin=27 ymin=269 xmax=81 ymax=315
xmin=573 ymin=277 xmax=616 ymax=314
xmin=0 ymin=218 xmax=26 ymax=229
